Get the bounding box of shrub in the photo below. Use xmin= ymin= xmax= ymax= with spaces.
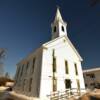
xmin=0 ymin=77 xmax=14 ymax=86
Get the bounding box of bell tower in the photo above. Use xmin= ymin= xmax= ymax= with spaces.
xmin=51 ymin=7 xmax=67 ymax=39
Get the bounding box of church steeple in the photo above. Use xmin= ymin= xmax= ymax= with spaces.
xmin=51 ymin=7 xmax=67 ymax=39
xmin=54 ymin=7 xmax=63 ymax=22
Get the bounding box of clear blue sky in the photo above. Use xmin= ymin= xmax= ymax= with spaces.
xmin=0 ymin=0 xmax=100 ymax=77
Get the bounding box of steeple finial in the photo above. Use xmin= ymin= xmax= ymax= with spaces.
xmin=54 ymin=6 xmax=63 ymax=22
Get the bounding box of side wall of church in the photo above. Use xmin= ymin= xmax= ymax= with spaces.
xmin=14 ymin=48 xmax=43 ymax=97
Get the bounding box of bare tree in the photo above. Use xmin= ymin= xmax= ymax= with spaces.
xmin=0 ymin=48 xmax=6 ymax=76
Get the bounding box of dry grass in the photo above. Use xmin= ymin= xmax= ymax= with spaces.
xmin=78 ymin=89 xmax=100 ymax=100
xmin=0 ymin=77 xmax=14 ymax=86
xmin=68 ymin=89 xmax=100 ymax=100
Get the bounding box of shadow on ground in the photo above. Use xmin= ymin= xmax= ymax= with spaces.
xmin=90 ymin=96 xmax=100 ymax=100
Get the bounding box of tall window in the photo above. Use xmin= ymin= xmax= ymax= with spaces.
xmin=26 ymin=62 xmax=29 ymax=74
xmin=74 ymin=63 xmax=78 ymax=75
xmin=23 ymin=79 xmax=26 ymax=91
xmin=76 ymin=79 xmax=80 ymax=90
xmin=53 ymin=57 xmax=56 ymax=72
xmin=26 ymin=62 xmax=29 ymax=69
xmin=20 ymin=64 xmax=24 ymax=76
xmin=53 ymin=78 xmax=57 ymax=91
xmin=32 ymin=58 xmax=35 ymax=73
xmin=29 ymin=78 xmax=32 ymax=92
xmin=65 ymin=60 xmax=68 ymax=74
xmin=65 ymin=79 xmax=71 ymax=89
xmin=15 ymin=66 xmax=21 ymax=84
xmin=53 ymin=26 xmax=56 ymax=32
xmin=16 ymin=67 xmax=20 ymax=80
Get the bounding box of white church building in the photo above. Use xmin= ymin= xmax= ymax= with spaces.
xmin=14 ymin=8 xmax=85 ymax=99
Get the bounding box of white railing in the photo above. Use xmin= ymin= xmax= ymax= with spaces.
xmin=47 ymin=88 xmax=86 ymax=100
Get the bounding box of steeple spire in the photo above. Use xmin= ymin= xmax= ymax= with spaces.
xmin=51 ymin=7 xmax=67 ymax=39
xmin=54 ymin=7 xmax=63 ymax=22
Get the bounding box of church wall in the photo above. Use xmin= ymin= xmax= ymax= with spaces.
xmin=14 ymin=64 xmax=25 ymax=92
xmin=76 ymin=61 xmax=85 ymax=90
xmin=40 ymin=38 xmax=85 ymax=98
xmin=55 ymin=41 xmax=85 ymax=91
xmin=39 ymin=48 xmax=53 ymax=98
xmin=58 ymin=22 xmax=67 ymax=37
xmin=30 ymin=48 xmax=42 ymax=97
xmin=14 ymin=48 xmax=43 ymax=97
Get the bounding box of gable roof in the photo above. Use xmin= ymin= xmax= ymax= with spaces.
xmin=42 ymin=35 xmax=83 ymax=61
xmin=17 ymin=35 xmax=83 ymax=66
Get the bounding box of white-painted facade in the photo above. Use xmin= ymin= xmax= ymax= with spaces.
xmin=14 ymin=8 xmax=85 ymax=99
xmin=83 ymin=67 xmax=100 ymax=89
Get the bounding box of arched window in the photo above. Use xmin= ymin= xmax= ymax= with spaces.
xmin=53 ymin=26 xmax=56 ymax=32
xmin=62 ymin=26 xmax=64 ymax=32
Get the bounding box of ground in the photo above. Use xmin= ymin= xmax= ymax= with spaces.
xmin=0 ymin=92 xmax=3 ymax=98
xmin=0 ymin=87 xmax=100 ymax=100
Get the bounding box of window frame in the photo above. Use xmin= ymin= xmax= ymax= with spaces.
xmin=53 ymin=26 xmax=56 ymax=33
xmin=74 ymin=63 xmax=78 ymax=75
xmin=32 ymin=58 xmax=36 ymax=73
xmin=53 ymin=57 xmax=56 ymax=72
xmin=29 ymin=78 xmax=32 ymax=92
xmin=65 ymin=60 xmax=69 ymax=74
xmin=53 ymin=77 xmax=57 ymax=91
